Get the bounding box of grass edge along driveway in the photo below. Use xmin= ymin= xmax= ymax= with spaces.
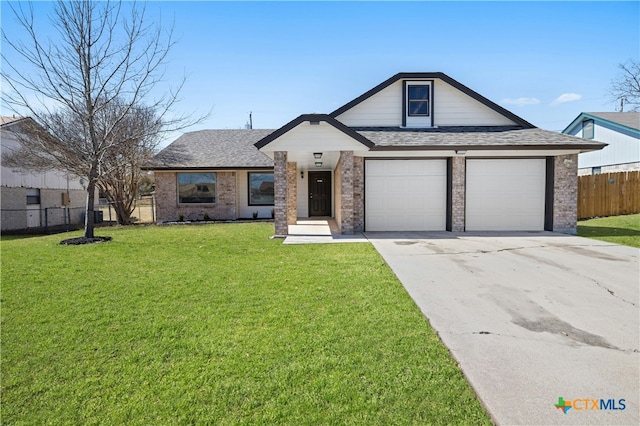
xmin=577 ymin=213 xmax=640 ymax=248
xmin=1 ymin=223 xmax=491 ymax=425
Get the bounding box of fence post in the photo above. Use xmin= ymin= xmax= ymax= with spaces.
xmin=151 ymin=195 xmax=155 ymax=223
xmin=44 ymin=208 xmax=49 ymax=234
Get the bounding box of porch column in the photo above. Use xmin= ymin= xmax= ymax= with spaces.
xmin=553 ymin=154 xmax=578 ymax=234
xmin=339 ymin=151 xmax=354 ymax=235
xmin=274 ymin=151 xmax=288 ymax=236
xmin=286 ymin=162 xmax=297 ymax=225
xmin=451 ymin=156 xmax=466 ymax=232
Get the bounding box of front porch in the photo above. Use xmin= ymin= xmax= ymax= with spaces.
xmin=273 ymin=150 xmax=365 ymax=237
xmin=283 ymin=218 xmax=368 ymax=244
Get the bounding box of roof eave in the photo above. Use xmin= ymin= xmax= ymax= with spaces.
xmin=563 ymin=112 xmax=640 ymax=136
xmin=368 ymin=143 xmax=607 ymax=152
xmin=143 ymin=165 xmax=274 ymax=171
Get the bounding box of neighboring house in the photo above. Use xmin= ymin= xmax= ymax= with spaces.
xmin=562 ymin=112 xmax=640 ymax=175
xmin=149 ymin=72 xmax=605 ymax=234
xmin=1 ymin=116 xmax=87 ymax=232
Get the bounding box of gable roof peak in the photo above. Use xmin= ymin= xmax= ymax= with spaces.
xmin=563 ymin=111 xmax=640 ymax=133
xmin=329 ymin=72 xmax=535 ymax=128
xmin=254 ymin=114 xmax=374 ymax=150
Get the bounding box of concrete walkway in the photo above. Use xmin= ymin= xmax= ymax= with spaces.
xmin=366 ymin=231 xmax=639 ymax=425
xmin=283 ymin=218 xmax=368 ymax=244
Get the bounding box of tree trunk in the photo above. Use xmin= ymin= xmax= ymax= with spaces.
xmin=84 ymin=182 xmax=96 ymax=238
xmin=112 ymin=200 xmax=133 ymax=225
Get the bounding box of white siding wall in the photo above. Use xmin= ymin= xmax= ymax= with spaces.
xmin=433 ymin=80 xmax=515 ymax=126
xmin=264 ymin=122 xmax=369 ymax=152
xmin=297 ymin=172 xmax=309 ymax=218
xmin=335 ymin=79 xmax=516 ymax=127
xmin=1 ymin=130 xmax=85 ymax=190
xmin=578 ymin=124 xmax=640 ymax=169
xmin=237 ymin=171 xmax=275 ymax=219
xmin=335 ymin=81 xmax=404 ymax=127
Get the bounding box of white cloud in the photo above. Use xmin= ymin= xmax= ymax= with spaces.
xmin=551 ymin=93 xmax=582 ymax=106
xmin=501 ymin=97 xmax=541 ymax=106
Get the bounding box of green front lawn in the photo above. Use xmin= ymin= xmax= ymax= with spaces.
xmin=577 ymin=213 xmax=640 ymax=248
xmin=1 ymin=224 xmax=490 ymax=425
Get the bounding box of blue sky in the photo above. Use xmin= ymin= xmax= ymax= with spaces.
xmin=2 ymin=1 xmax=639 ymax=145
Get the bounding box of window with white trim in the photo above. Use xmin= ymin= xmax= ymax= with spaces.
xmin=404 ymin=81 xmax=433 ymax=128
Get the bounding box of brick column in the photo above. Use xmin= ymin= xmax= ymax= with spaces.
xmin=451 ymin=156 xmax=466 ymax=232
xmin=339 ymin=151 xmax=354 ymax=234
xmin=353 ymin=156 xmax=365 ymax=233
xmin=553 ymin=154 xmax=578 ymax=234
xmin=274 ymin=151 xmax=288 ymax=236
xmin=286 ymin=162 xmax=297 ymax=225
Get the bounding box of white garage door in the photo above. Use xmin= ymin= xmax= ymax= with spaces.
xmin=466 ymin=159 xmax=546 ymax=231
xmin=365 ymin=159 xmax=446 ymax=231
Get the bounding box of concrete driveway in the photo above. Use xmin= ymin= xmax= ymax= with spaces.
xmin=366 ymin=231 xmax=639 ymax=425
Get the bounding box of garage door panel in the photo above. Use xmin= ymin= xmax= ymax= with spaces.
xmin=366 ymin=159 xmax=446 ymax=231
xmin=466 ymin=159 xmax=545 ymax=231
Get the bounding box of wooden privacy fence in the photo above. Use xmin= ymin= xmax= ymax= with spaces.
xmin=578 ymin=171 xmax=640 ymax=219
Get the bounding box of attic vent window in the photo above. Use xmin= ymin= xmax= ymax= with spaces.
xmin=408 ymin=85 xmax=430 ymax=116
xmin=310 ymin=121 xmax=320 ymax=125
xmin=582 ymin=119 xmax=594 ymax=139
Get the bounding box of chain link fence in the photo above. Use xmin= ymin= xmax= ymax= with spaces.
xmin=98 ymin=196 xmax=155 ymax=224
xmin=2 ymin=196 xmax=156 ymax=235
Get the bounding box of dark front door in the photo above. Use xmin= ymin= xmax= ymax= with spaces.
xmin=308 ymin=171 xmax=331 ymax=216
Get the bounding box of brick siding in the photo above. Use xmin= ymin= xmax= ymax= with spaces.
xmin=338 ymin=151 xmax=354 ymax=234
xmin=274 ymin=151 xmax=288 ymax=235
xmin=553 ymin=154 xmax=578 ymax=234
xmin=451 ymin=157 xmax=466 ymax=232
xmin=155 ymin=171 xmax=237 ymax=222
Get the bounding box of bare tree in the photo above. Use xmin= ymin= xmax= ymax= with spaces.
xmin=1 ymin=0 xmax=195 ymax=239
xmin=95 ymin=100 xmax=160 ymax=225
xmin=610 ymin=59 xmax=640 ymax=112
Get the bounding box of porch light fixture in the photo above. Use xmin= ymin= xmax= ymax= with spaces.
xmin=300 ymin=170 xmax=304 ymax=179
xmin=315 ymin=161 xmax=322 ymax=167
xmin=313 ymin=152 xmax=322 ymax=159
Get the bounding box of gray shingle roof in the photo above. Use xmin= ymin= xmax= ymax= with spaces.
xmin=353 ymin=126 xmax=607 ymax=150
xmin=149 ymin=129 xmax=275 ymax=169
xmin=587 ymin=112 xmax=640 ymax=131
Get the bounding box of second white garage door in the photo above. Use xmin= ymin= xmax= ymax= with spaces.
xmin=365 ymin=159 xmax=446 ymax=231
xmin=466 ymin=159 xmax=546 ymax=231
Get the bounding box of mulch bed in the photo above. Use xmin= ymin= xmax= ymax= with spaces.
xmin=59 ymin=236 xmax=112 ymax=245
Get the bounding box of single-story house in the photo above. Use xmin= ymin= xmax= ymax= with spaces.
xmin=1 ymin=116 xmax=88 ymax=232
xmin=562 ymin=112 xmax=639 ymax=176
xmin=149 ymin=72 xmax=605 ymax=235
